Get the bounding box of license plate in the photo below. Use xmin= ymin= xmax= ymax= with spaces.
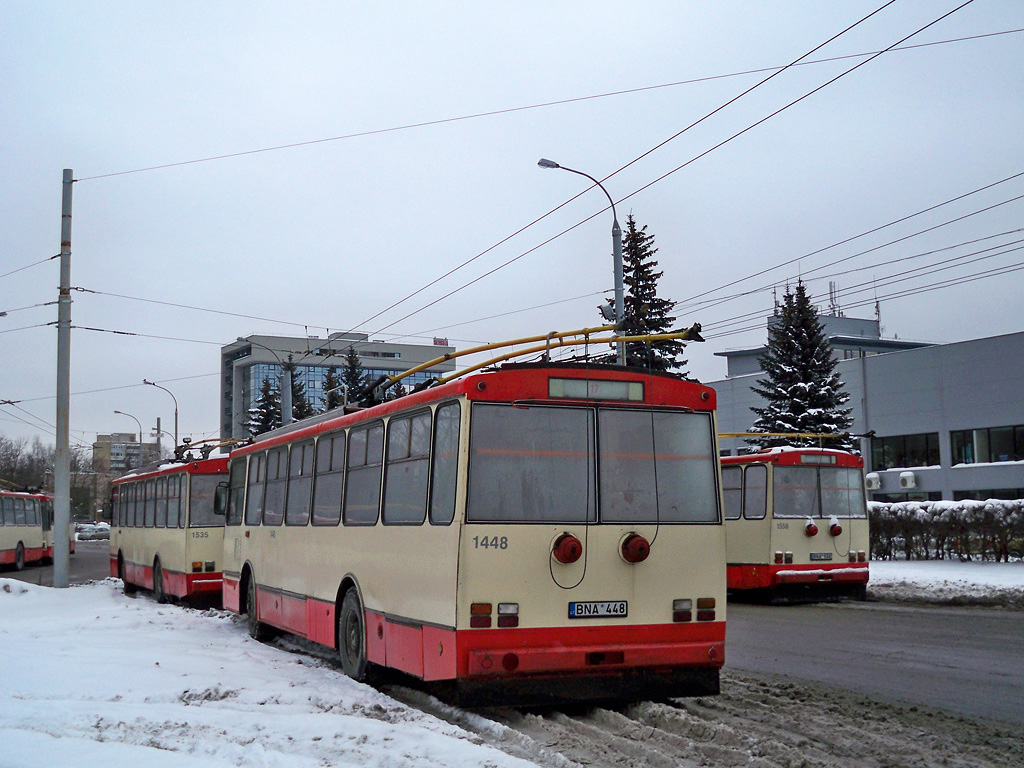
xmin=810 ymin=552 xmax=833 ymax=561
xmin=568 ymin=601 xmax=628 ymax=618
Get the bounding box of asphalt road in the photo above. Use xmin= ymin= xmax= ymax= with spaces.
xmin=2 ymin=540 xmax=111 ymax=587
xmin=726 ymin=600 xmax=1024 ymax=725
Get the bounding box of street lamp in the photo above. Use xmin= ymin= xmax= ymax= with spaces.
xmin=538 ymin=158 xmax=625 ymax=365
xmin=113 ymin=410 xmax=143 ymax=470
xmin=143 ymin=379 xmax=178 ymax=447
xmin=236 ymin=337 xmax=293 ymax=426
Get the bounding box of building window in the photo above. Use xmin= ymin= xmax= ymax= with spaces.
xmin=870 ymin=433 xmax=939 ymax=471
xmin=951 ymin=424 xmax=1024 ymax=465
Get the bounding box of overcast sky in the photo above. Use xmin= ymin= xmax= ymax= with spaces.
xmin=2 ymin=1 xmax=1022 ymax=451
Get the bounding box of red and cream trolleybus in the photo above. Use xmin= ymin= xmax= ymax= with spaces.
xmin=109 ymin=455 xmax=228 ymax=603
xmin=722 ymin=447 xmax=869 ymax=601
xmin=223 ymin=345 xmax=725 ymax=705
xmin=0 ymin=490 xmax=50 ymax=570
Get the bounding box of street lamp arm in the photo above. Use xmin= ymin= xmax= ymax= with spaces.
xmin=537 ymin=159 xmax=618 ymax=224
xmin=143 ymin=379 xmax=179 ymax=447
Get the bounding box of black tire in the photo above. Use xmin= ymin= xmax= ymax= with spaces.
xmin=246 ymin=576 xmax=273 ymax=641
xmin=15 ymin=542 xmax=25 ymax=571
xmin=338 ymin=590 xmax=369 ymax=681
xmin=119 ymin=554 xmax=137 ymax=596
xmin=153 ymin=559 xmax=166 ymax=603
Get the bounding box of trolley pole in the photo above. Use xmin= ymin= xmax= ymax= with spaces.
xmin=53 ymin=169 xmax=73 ymax=589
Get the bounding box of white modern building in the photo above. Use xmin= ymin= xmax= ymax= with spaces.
xmin=709 ymin=316 xmax=1024 ymax=502
xmin=221 ymin=332 xmax=456 ymax=440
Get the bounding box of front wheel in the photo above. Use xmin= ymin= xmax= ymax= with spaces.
xmin=119 ymin=554 xmax=137 ymax=596
xmin=15 ymin=543 xmax=25 ymax=571
xmin=338 ymin=590 xmax=369 ymax=682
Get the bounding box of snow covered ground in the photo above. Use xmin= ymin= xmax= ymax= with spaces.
xmin=1 ymin=561 xmax=1021 ymax=767
xmin=868 ymin=558 xmax=1024 ymax=607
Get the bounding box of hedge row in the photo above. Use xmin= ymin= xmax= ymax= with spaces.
xmin=867 ymin=499 xmax=1024 ymax=562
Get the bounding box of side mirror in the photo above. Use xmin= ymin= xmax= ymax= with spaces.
xmin=213 ymin=482 xmax=229 ymax=516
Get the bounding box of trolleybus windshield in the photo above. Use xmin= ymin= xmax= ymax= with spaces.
xmin=467 ymin=403 xmax=719 ymax=524
xmin=189 ymin=475 xmax=224 ymax=527
xmin=773 ymin=466 xmax=867 ymax=519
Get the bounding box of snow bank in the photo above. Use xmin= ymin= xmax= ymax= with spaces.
xmin=868 ymin=559 xmax=1024 ymax=607
xmin=0 ymin=578 xmax=538 ymax=768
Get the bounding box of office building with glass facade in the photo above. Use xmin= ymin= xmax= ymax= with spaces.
xmin=221 ymin=332 xmax=456 ymax=440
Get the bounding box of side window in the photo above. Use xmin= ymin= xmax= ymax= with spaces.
xmin=429 ymin=402 xmax=461 ymax=525
xmin=144 ymin=480 xmax=156 ymax=528
xmin=285 ymin=441 xmax=314 ymax=526
xmin=130 ymin=483 xmax=141 ymax=528
xmin=226 ymin=458 xmax=247 ymax=526
xmin=2 ymin=497 xmax=14 ymax=526
xmin=383 ymin=411 xmax=431 ymax=525
xmin=722 ymin=466 xmax=742 ymax=520
xmin=312 ymin=432 xmax=344 ymax=526
xmin=744 ymin=465 xmax=768 ymax=520
xmin=154 ymin=477 xmax=168 ymax=528
xmin=28 ymin=500 xmax=40 ymax=527
xmin=245 ymin=453 xmax=265 ymax=526
xmin=14 ymin=498 xmax=26 ymax=526
xmin=263 ymin=447 xmax=288 ymax=526
xmin=170 ymin=475 xmax=183 ymax=528
xmin=344 ymin=422 xmax=384 ymax=526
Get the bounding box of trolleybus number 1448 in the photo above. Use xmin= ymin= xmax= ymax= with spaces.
xmin=568 ymin=601 xmax=628 ymax=618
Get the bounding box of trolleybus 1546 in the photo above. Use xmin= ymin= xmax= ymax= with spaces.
xmin=222 ymin=327 xmax=724 ymax=706
xmin=1 ymin=489 xmax=51 ymax=570
xmin=109 ymin=455 xmax=229 ymax=603
xmin=722 ymin=447 xmax=869 ymax=601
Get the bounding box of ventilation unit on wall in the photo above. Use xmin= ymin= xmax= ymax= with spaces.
xmin=899 ymin=471 xmax=917 ymax=489
xmin=864 ymin=473 xmax=881 ymax=491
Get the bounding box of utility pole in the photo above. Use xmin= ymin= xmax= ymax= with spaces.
xmin=53 ymin=169 xmax=73 ymax=588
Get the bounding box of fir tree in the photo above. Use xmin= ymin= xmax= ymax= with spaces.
xmin=597 ymin=215 xmax=687 ymax=374
xmin=290 ymin=370 xmax=316 ymax=421
xmin=322 ymin=366 xmax=344 ymax=411
xmin=749 ymin=281 xmax=853 ymax=450
xmin=246 ymin=376 xmax=281 ymax=437
xmin=341 ymin=347 xmax=367 ymax=400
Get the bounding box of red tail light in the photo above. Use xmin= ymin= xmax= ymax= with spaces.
xmin=805 ymin=522 xmax=818 ymax=536
xmin=620 ymin=533 xmax=650 ymax=563
xmin=552 ymin=533 xmax=582 ymax=564
xmin=830 ymin=523 xmax=843 ymax=536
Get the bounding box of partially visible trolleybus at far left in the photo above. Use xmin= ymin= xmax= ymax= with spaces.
xmin=222 ymin=361 xmax=726 ymax=706
xmin=0 ymin=489 xmax=50 ymax=570
xmin=109 ymin=456 xmax=228 ymax=603
xmin=722 ymin=447 xmax=869 ymax=601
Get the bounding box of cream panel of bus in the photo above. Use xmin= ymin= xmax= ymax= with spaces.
xmin=227 ymin=399 xmax=467 ymax=631
xmin=723 ymin=464 xmax=771 ymax=565
xmin=456 ymin=403 xmax=727 ymax=630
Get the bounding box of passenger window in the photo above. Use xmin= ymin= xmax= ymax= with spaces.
xmin=344 ymin=422 xmax=384 ymax=525
xmin=312 ymin=433 xmax=344 ymax=526
xmin=263 ymin=447 xmax=288 ymax=526
xmin=722 ymin=466 xmax=742 ymax=520
xmin=744 ymin=465 xmax=768 ymax=520
xmin=383 ymin=411 xmax=431 ymax=525
xmin=245 ymin=453 xmax=266 ymax=526
xmin=285 ymin=441 xmax=314 ymax=526
xmin=429 ymin=402 xmax=460 ymax=525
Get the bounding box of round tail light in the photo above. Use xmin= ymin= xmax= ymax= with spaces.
xmin=552 ymin=533 xmax=583 ymax=564
xmin=804 ymin=522 xmax=819 ymax=537
xmin=830 ymin=523 xmax=843 ymax=536
xmin=620 ymin=533 xmax=651 ymax=563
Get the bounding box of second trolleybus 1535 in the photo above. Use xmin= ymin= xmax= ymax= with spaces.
xmin=221 ymin=328 xmax=725 ymax=706
xmin=109 ymin=455 xmax=229 ymax=603
xmin=721 ymin=447 xmax=869 ymax=601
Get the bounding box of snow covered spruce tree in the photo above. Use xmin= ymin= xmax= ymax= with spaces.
xmin=749 ymin=281 xmax=853 ymax=450
xmin=597 ymin=214 xmax=687 ymax=374
xmin=290 ymin=372 xmax=316 ymax=421
xmin=246 ymin=376 xmax=281 ymax=437
xmin=341 ymin=347 xmax=367 ymax=400
xmin=322 ymin=366 xmax=344 ymax=411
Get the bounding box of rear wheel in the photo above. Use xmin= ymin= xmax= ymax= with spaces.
xmin=246 ymin=576 xmax=272 ymax=641
xmin=119 ymin=554 xmax=137 ymax=596
xmin=338 ymin=590 xmax=368 ymax=681
xmin=14 ymin=543 xmax=25 ymax=571
xmin=153 ymin=559 xmax=166 ymax=603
